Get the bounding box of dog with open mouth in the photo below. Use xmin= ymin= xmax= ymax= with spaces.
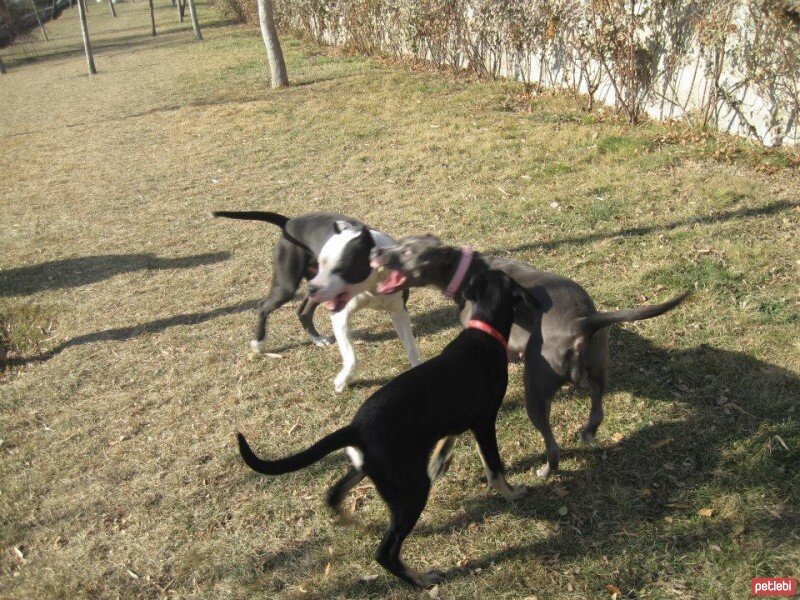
xmin=212 ymin=211 xmax=421 ymax=393
xmin=371 ymin=236 xmax=689 ymax=478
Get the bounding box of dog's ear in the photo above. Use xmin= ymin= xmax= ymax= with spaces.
xmin=510 ymin=280 xmax=540 ymax=309
xmin=333 ymin=220 xmax=353 ymax=234
xmin=359 ymin=225 xmax=375 ymax=249
xmin=462 ymin=272 xmax=486 ymax=302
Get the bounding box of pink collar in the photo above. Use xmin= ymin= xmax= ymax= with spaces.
xmin=443 ymin=246 xmax=474 ymax=299
xmin=468 ymin=319 xmax=508 ymax=353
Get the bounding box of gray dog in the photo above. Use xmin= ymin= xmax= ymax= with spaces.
xmin=371 ymin=236 xmax=689 ymax=478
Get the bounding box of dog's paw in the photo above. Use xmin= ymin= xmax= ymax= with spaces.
xmin=334 ymin=373 xmax=350 ymax=394
xmin=250 ymin=339 xmax=266 ymax=354
xmin=536 ymin=464 xmax=555 ymax=479
xmin=413 ymin=569 xmax=444 ymax=588
xmin=312 ymin=336 xmax=334 ymax=347
xmin=579 ymin=428 xmax=596 ymax=445
xmin=507 ymin=484 xmax=528 ymax=501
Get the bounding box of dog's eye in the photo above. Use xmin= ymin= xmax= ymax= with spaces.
xmin=403 ymin=249 xmax=413 ymax=258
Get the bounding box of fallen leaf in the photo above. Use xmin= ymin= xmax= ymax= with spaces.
xmin=709 ymin=544 xmax=722 ymax=552
xmin=639 ymin=488 xmax=652 ymax=498
xmin=428 ymin=584 xmax=440 ymax=598
xmin=612 ymin=432 xmax=625 ymax=442
xmin=265 ymin=352 xmax=283 ymax=359
xmin=127 ymin=569 xmax=139 ymax=580
xmin=698 ymin=508 xmax=714 ymax=517
xmin=13 ymin=546 xmax=24 ymax=560
xmin=605 ymin=584 xmax=622 ymax=596
xmin=558 ymin=506 xmax=568 ymax=516
xmin=360 ymin=574 xmax=379 ymax=582
xmin=567 ymin=582 xmax=574 ymax=592
xmin=553 ymin=485 xmax=569 ymax=497
xmin=324 ymin=562 xmax=331 ymax=577
xmin=651 ymin=438 xmax=674 ymax=449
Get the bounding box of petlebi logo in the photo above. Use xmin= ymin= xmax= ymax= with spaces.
xmin=751 ymin=578 xmax=796 ymax=597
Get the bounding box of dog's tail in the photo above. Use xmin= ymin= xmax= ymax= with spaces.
xmin=212 ymin=211 xmax=290 ymax=229
xmin=577 ymin=290 xmax=691 ymax=336
xmin=236 ymin=426 xmax=358 ymax=476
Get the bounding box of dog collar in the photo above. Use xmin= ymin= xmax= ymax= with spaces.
xmin=443 ymin=246 xmax=474 ymax=300
xmin=468 ymin=319 xmax=508 ymax=353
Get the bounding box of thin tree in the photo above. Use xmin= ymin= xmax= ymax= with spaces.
xmin=28 ymin=0 xmax=49 ymax=41
xmin=107 ymin=0 xmax=116 ymax=17
xmin=186 ymin=0 xmax=202 ymax=41
xmin=257 ymin=0 xmax=287 ymax=87
xmin=175 ymin=0 xmax=182 ymax=22
xmin=147 ymin=0 xmax=156 ymax=35
xmin=0 ymin=55 xmax=6 ymax=74
xmin=77 ymin=0 xmax=96 ymax=74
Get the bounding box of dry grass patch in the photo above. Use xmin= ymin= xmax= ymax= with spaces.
xmin=1 ymin=3 xmax=799 ymax=599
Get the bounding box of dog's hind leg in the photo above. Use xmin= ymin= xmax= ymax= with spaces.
xmin=472 ymin=421 xmax=527 ymax=502
xmin=251 ymin=240 xmax=308 ymax=353
xmin=523 ymin=356 xmax=565 ymax=478
xmin=373 ymin=475 xmax=441 ymax=587
xmin=326 ymin=467 xmax=365 ymax=522
xmin=580 ymin=374 xmax=607 ymax=444
xmin=297 ymin=297 xmax=333 ymax=347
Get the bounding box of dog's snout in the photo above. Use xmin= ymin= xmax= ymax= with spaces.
xmin=307 ymin=284 xmax=320 ymax=297
xmin=369 ymin=247 xmax=383 ymax=261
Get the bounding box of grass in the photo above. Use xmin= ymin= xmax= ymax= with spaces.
xmin=1 ymin=3 xmax=799 ymax=599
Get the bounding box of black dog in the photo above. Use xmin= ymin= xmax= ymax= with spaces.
xmin=237 ymin=270 xmax=534 ymax=587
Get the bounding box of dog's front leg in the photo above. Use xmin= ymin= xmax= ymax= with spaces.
xmin=390 ymin=300 xmax=421 ymax=367
xmin=473 ymin=423 xmax=527 ymax=502
xmin=330 ymin=307 xmax=357 ymax=393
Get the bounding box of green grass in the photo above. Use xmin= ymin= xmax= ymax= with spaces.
xmin=1 ymin=3 xmax=799 ymax=599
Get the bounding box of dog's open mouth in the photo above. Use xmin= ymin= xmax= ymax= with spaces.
xmin=325 ymin=292 xmax=350 ymax=312
xmin=376 ymin=270 xmax=408 ymax=295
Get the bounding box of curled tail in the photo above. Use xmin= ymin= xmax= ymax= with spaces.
xmin=237 ymin=426 xmax=358 ymax=476
xmin=578 ymin=290 xmax=691 ymax=336
xmin=212 ymin=211 xmax=290 ymax=229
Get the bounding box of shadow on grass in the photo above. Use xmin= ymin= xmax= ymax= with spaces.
xmin=491 ymin=199 xmax=798 ymax=255
xmin=0 ymin=251 xmax=230 ymax=297
xmin=273 ymin=325 xmax=799 ymax=595
xmin=4 ymin=298 xmax=258 ymax=368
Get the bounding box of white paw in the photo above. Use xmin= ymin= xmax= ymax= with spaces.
xmin=334 ymin=372 xmax=350 ymax=394
xmin=313 ymin=336 xmax=334 ymax=347
xmin=250 ymin=339 xmax=266 ymax=353
xmin=537 ymin=464 xmax=553 ymax=479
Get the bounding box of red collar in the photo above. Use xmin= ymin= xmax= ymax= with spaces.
xmin=467 ymin=319 xmax=508 ymax=353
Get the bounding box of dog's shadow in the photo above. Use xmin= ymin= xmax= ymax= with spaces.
xmin=0 ymin=252 xmax=230 ymax=297
xmin=298 ymin=327 xmax=800 ymax=594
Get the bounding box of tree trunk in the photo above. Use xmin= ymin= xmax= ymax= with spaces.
xmin=107 ymin=0 xmax=116 ymax=17
xmin=180 ymin=0 xmax=186 ymax=20
xmin=148 ymin=0 xmax=156 ymax=35
xmin=186 ymin=0 xmax=202 ymax=41
xmin=77 ymin=0 xmax=96 ymax=75
xmin=0 ymin=55 xmax=6 ymax=75
xmin=29 ymin=0 xmax=49 ymax=41
xmin=257 ymin=0 xmax=288 ymax=88
xmin=176 ymin=0 xmax=183 ymax=22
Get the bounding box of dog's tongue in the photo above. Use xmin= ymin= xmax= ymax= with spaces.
xmin=377 ymin=270 xmax=407 ymax=294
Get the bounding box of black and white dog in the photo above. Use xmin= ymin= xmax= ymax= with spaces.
xmin=237 ymin=270 xmax=534 ymax=587
xmin=212 ymin=211 xmax=421 ymax=392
